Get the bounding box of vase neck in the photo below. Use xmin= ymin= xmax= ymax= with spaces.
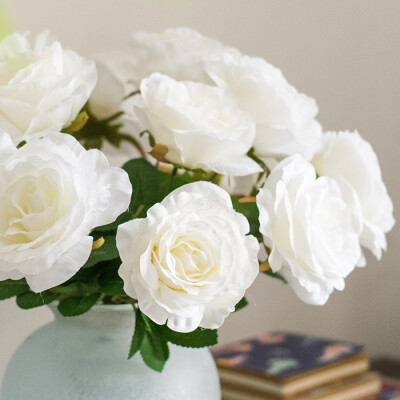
xmin=48 ymin=303 xmax=135 ymax=330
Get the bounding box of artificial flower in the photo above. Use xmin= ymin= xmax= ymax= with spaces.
xmin=257 ymin=155 xmax=362 ymax=305
xmin=117 ymin=181 xmax=259 ymax=332
xmin=0 ymin=131 xmax=131 ymax=292
xmin=313 ymin=131 xmax=395 ymax=259
xmin=206 ymin=55 xmax=322 ymax=161
xmin=0 ymin=32 xmax=97 ymax=144
xmin=135 ymin=73 xmax=262 ymax=176
xmin=123 ymin=27 xmax=241 ymax=86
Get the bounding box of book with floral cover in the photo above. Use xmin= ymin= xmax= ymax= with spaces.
xmin=213 ymin=332 xmax=369 ymax=397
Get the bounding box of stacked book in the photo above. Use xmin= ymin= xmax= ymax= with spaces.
xmin=212 ymin=332 xmax=381 ymax=400
xmin=372 ymin=358 xmax=400 ymax=400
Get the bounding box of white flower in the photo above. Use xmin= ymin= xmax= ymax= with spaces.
xmin=313 ymin=131 xmax=395 ymax=259
xmin=0 ymin=32 xmax=97 ymax=145
xmin=257 ymin=155 xmax=362 ymax=305
xmin=135 ymin=73 xmax=262 ymax=176
xmin=117 ymin=181 xmax=259 ymax=333
xmin=88 ymin=61 xmax=125 ymax=120
xmin=206 ymin=55 xmax=322 ymax=161
xmin=123 ymin=27 xmax=241 ymax=86
xmin=0 ymin=131 xmax=131 ymax=292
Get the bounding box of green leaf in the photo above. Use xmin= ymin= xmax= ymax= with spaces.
xmin=122 ymin=159 xmax=160 ymax=209
xmin=263 ymin=269 xmax=288 ymax=284
xmin=140 ymin=331 xmax=169 ymax=372
xmin=128 ymin=308 xmax=146 ymax=359
xmin=97 ymin=259 xmax=125 ymax=296
xmin=101 ymin=279 xmax=125 ymax=296
xmin=16 ymin=291 xmax=58 ymax=309
xmin=93 ymin=211 xmax=132 ymax=233
xmin=160 ymin=326 xmax=218 ymax=348
xmin=83 ymin=235 xmax=119 ymax=269
xmin=234 ymin=297 xmax=248 ymax=312
xmin=174 ymin=171 xmax=194 ymax=187
xmin=232 ymin=198 xmax=259 ymax=224
xmin=58 ymin=293 xmax=101 ymax=316
xmin=141 ymin=313 xmax=154 ymax=333
xmin=0 ymin=279 xmax=30 ymax=301
xmin=158 ymin=170 xmax=194 ymax=199
xmin=98 ymin=258 xmax=121 ymax=282
xmin=231 ymin=198 xmax=261 ymax=237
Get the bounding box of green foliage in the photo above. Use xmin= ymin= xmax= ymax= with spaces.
xmin=16 ymin=291 xmax=59 ymax=309
xmin=82 ymin=235 xmax=119 ymax=269
xmin=158 ymin=170 xmax=194 ymax=200
xmin=93 ymin=211 xmax=132 ymax=233
xmin=139 ymin=129 xmax=155 ymax=147
xmin=128 ymin=308 xmax=169 ymax=372
xmin=95 ymin=159 xmax=189 ymax=237
xmin=263 ymin=269 xmax=288 ymax=284
xmin=100 ymin=277 xmax=126 ymax=296
xmin=123 ymin=158 xmax=160 ymax=210
xmin=234 ymin=297 xmax=249 ymax=312
xmin=0 ymin=279 xmax=59 ymax=310
xmin=0 ymin=279 xmax=30 ymax=301
xmin=160 ymin=325 xmax=218 ymax=348
xmin=58 ymin=293 xmax=101 ymax=317
xmin=140 ymin=330 xmax=170 ymax=372
xmin=129 ymin=307 xmax=147 ymax=359
xmin=231 ymin=198 xmax=260 ymax=238
xmin=128 ymin=308 xmax=218 ymax=372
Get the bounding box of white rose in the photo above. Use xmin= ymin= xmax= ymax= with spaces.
xmin=257 ymin=155 xmax=362 ymax=305
xmin=88 ymin=61 xmax=125 ymax=120
xmin=0 ymin=32 xmax=97 ymax=144
xmin=206 ymin=55 xmax=322 ymax=161
xmin=135 ymin=73 xmax=262 ymax=176
xmin=123 ymin=27 xmax=241 ymax=86
xmin=0 ymin=131 xmax=131 ymax=292
xmin=117 ymin=181 xmax=259 ymax=332
xmin=313 ymin=131 xmax=395 ymax=259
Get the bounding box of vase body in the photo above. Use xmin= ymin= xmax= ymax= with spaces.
xmin=1 ymin=304 xmax=221 ymax=400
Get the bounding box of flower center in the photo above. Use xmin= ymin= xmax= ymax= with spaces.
xmin=0 ymin=171 xmax=70 ymax=247
xmin=151 ymin=230 xmax=217 ymax=291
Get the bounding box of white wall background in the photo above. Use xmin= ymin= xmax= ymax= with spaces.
xmin=0 ymin=0 xmax=399 ymax=383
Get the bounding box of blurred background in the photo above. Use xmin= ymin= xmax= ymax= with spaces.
xmin=0 ymin=0 xmax=399 ymax=383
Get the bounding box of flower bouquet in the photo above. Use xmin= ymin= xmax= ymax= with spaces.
xmin=0 ymin=28 xmax=394 ymax=374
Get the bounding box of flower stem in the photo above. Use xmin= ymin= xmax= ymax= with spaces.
xmin=123 ymin=90 xmax=141 ymax=100
xmin=167 ymin=167 xmax=178 ymax=194
xmin=117 ymin=132 xmax=147 ymax=158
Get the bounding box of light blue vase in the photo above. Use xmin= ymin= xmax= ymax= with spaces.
xmin=1 ymin=304 xmax=221 ymax=400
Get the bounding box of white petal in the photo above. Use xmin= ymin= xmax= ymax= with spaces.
xmin=25 ymin=236 xmax=92 ymax=292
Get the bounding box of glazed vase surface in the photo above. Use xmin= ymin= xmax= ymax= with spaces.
xmin=0 ymin=304 xmax=221 ymax=400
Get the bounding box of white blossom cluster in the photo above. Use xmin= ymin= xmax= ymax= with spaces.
xmin=0 ymin=29 xmax=394 ymax=335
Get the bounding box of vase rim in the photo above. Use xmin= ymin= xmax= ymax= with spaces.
xmin=47 ymin=301 xmax=133 ymax=314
